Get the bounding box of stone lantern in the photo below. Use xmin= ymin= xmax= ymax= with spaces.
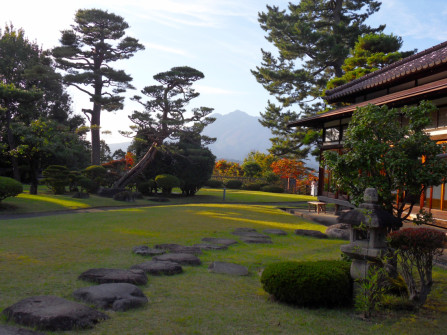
xmin=338 ymin=188 xmax=401 ymax=281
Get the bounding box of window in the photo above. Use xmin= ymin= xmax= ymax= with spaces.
xmin=324 ymin=127 xmax=340 ymax=142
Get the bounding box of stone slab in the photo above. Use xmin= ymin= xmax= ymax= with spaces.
xmin=73 ymin=283 xmax=148 ymax=311
xmin=2 ymin=296 xmax=108 ymax=331
xmin=152 ymin=253 xmax=201 ymax=266
xmin=201 ymin=237 xmax=238 ymax=246
xmin=208 ymin=261 xmax=249 ymax=276
xmin=240 ymin=236 xmax=273 ymax=244
xmin=294 ymin=229 xmax=328 ymax=239
xmin=131 ymin=260 xmax=183 ymax=275
xmin=263 ymin=229 xmax=287 ymax=235
xmin=78 ymin=268 xmax=148 ymax=285
xmin=132 ymin=246 xmax=166 ymax=256
xmin=232 ymin=228 xmax=257 ymax=234
xmin=0 ymin=324 xmax=46 ymax=335
xmin=155 ymin=243 xmax=202 ymax=255
xmin=326 ymin=223 xmax=350 ymax=240
xmin=193 ymin=243 xmax=228 ymax=251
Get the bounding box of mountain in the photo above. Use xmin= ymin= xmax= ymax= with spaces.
xmin=202 ymin=110 xmax=272 ymax=162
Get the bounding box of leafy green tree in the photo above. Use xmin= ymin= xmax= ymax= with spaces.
xmin=114 ymin=66 xmax=215 ymax=189
xmin=252 ymin=0 xmax=384 ymax=159
xmin=242 ymin=161 xmax=262 ymax=178
xmin=243 ymin=150 xmax=277 ymax=176
xmin=53 ymin=9 xmax=145 ymax=165
xmin=327 ymin=33 xmax=415 ymax=90
xmin=324 ymin=102 xmax=447 ymax=222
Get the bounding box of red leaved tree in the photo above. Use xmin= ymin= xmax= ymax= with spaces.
xmin=271 ymin=158 xmax=312 ymax=191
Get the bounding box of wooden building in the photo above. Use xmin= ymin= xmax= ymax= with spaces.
xmin=289 ymin=41 xmax=447 ymax=212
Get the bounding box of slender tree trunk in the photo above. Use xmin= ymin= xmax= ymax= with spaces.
xmin=29 ymin=157 xmax=39 ymax=195
xmin=90 ymin=103 xmax=101 ymax=166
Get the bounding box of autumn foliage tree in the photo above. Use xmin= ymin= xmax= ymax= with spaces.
xmin=214 ymin=159 xmax=243 ymax=177
xmin=271 ymin=158 xmax=313 ymax=190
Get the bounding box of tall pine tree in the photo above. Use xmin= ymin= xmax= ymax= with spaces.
xmin=252 ymin=0 xmax=384 ymax=159
xmin=52 ymin=9 xmax=144 ymax=165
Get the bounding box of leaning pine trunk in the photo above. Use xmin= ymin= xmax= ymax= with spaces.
xmin=112 ymin=143 xmax=158 ymax=189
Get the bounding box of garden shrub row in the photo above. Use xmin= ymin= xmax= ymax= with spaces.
xmin=204 ymin=178 xmax=285 ymax=193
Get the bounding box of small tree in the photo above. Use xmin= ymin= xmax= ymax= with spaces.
xmin=324 ymin=102 xmax=447 ymax=222
xmin=271 ymin=158 xmax=312 ymax=190
xmin=242 ymin=161 xmax=262 ymax=178
xmin=0 ymin=176 xmax=23 ymax=202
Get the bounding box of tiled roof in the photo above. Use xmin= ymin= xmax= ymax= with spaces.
xmin=325 ymin=40 xmax=447 ymax=102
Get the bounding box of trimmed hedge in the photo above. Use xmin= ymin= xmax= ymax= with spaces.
xmin=261 ymin=260 xmax=352 ymax=308
xmin=205 ymin=179 xmax=223 ymax=188
xmin=225 ymin=179 xmax=243 ymax=189
xmin=260 ymin=185 xmax=284 ymax=193
xmin=137 ymin=180 xmax=157 ymax=195
xmin=155 ymin=174 xmax=180 ymax=195
xmin=0 ymin=177 xmax=23 ymax=201
xmin=242 ymin=183 xmax=263 ymax=191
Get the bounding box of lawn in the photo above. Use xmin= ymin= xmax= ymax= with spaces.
xmin=1 ymin=202 xmax=446 ymax=334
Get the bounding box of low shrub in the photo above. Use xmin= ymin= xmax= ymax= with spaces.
xmin=261 ymin=185 xmax=284 ymax=193
xmin=263 ymin=171 xmax=280 ymax=184
xmin=205 ymin=179 xmax=223 ymax=188
xmin=155 ymin=174 xmax=180 ymax=195
xmin=78 ymin=177 xmax=98 ymax=194
xmin=137 ymin=180 xmax=157 ymax=195
xmin=83 ymin=165 xmax=107 ymax=186
xmin=113 ymin=191 xmax=135 ymax=202
xmin=261 ymin=260 xmax=352 ymax=308
xmin=242 ymin=183 xmax=263 ymax=191
xmin=42 ymin=165 xmax=70 ymax=194
xmin=225 ymin=179 xmax=243 ymax=189
xmin=0 ymin=176 xmax=23 ymax=202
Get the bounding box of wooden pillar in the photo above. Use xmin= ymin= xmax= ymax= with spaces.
xmin=429 ymin=186 xmax=433 ymax=210
xmin=441 ymin=182 xmax=445 ymax=211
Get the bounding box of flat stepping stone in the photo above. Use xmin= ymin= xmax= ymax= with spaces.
xmin=263 ymin=229 xmax=287 ymax=235
xmin=131 ymin=260 xmax=183 ymax=275
xmin=2 ymin=296 xmax=108 ymax=331
xmin=193 ymin=243 xmax=228 ymax=251
xmin=132 ymin=245 xmax=166 ymax=256
xmin=208 ymin=261 xmax=249 ymax=276
xmin=0 ymin=324 xmax=46 ymax=335
xmin=326 ymin=223 xmax=350 ymax=240
xmin=240 ymin=236 xmax=273 ymax=244
xmin=78 ymin=268 xmax=148 ymax=285
xmin=73 ymin=283 xmax=148 ymax=311
xmin=294 ymin=229 xmax=328 ymax=239
xmin=155 ymin=243 xmax=202 ymax=255
xmin=201 ymin=238 xmax=238 ymax=246
xmin=152 ymin=253 xmax=201 ymax=266
xmin=232 ymin=228 xmax=257 ymax=235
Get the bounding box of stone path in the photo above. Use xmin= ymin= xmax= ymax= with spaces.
xmin=131 ymin=260 xmax=183 ymax=276
xmin=78 ymin=268 xmax=148 ymax=285
xmin=152 ymin=253 xmax=202 ymax=266
xmin=132 ymin=245 xmax=166 ymax=256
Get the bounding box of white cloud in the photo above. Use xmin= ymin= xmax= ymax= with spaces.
xmin=144 ymin=42 xmax=190 ymax=56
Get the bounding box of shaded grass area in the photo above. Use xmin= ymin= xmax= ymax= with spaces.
xmin=0 ymin=187 xmax=315 ymax=215
xmin=1 ymin=204 xmax=446 ymax=334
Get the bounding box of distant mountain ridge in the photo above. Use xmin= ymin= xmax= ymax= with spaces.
xmin=202 ymin=110 xmax=272 ymax=162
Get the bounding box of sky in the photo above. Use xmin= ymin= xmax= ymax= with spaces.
xmin=2 ymin=0 xmax=447 ymax=144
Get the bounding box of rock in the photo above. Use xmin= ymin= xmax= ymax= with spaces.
xmin=263 ymin=229 xmax=287 ymax=235
xmin=131 ymin=261 xmax=183 ymax=275
xmin=152 ymin=253 xmax=201 ymax=266
xmin=78 ymin=268 xmax=148 ymax=285
xmin=0 ymin=324 xmax=46 ymax=335
xmin=2 ymin=296 xmax=108 ymax=331
xmin=208 ymin=262 xmax=249 ymax=276
xmin=294 ymin=229 xmax=328 ymax=239
xmin=240 ymin=236 xmax=273 ymax=244
xmin=73 ymin=283 xmax=148 ymax=312
xmin=201 ymin=238 xmax=238 ymax=246
xmin=132 ymin=246 xmax=166 ymax=256
xmin=326 ymin=223 xmax=350 ymax=240
xmin=193 ymin=243 xmax=228 ymax=251
xmin=154 ymin=243 xmax=202 ymax=255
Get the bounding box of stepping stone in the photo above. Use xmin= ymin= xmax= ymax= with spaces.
xmin=326 ymin=223 xmax=350 ymax=240
xmin=201 ymin=238 xmax=238 ymax=246
xmin=152 ymin=253 xmax=201 ymax=266
xmin=73 ymin=283 xmax=148 ymax=312
xmin=78 ymin=268 xmax=148 ymax=285
xmin=208 ymin=261 xmax=249 ymax=276
xmin=155 ymin=243 xmax=202 ymax=255
xmin=232 ymin=228 xmax=257 ymax=235
xmin=263 ymin=229 xmax=287 ymax=235
xmin=132 ymin=245 xmax=166 ymax=256
xmin=131 ymin=260 xmax=183 ymax=275
xmin=193 ymin=243 xmax=228 ymax=251
xmin=294 ymin=229 xmax=328 ymax=239
xmin=0 ymin=324 xmax=46 ymax=335
xmin=240 ymin=236 xmax=273 ymax=244
xmin=2 ymin=296 xmax=108 ymax=331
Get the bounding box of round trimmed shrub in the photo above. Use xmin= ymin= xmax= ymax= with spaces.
xmin=155 ymin=174 xmax=180 ymax=195
xmin=225 ymin=179 xmax=243 ymax=189
xmin=243 ymin=183 xmax=263 ymax=191
xmin=78 ymin=177 xmax=98 ymax=194
xmin=137 ymin=180 xmax=157 ymax=195
xmin=42 ymin=165 xmax=70 ymax=194
xmin=0 ymin=176 xmax=23 ymax=201
xmin=261 ymin=260 xmax=352 ymax=308
xmin=261 ymin=185 xmax=284 ymax=193
xmin=204 ymin=179 xmax=223 ymax=188
xmin=83 ymin=165 xmax=107 ymax=186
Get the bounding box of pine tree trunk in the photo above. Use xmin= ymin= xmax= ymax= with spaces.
xmin=90 ymin=105 xmax=101 ymax=166
xmin=112 ymin=142 xmax=158 ymax=189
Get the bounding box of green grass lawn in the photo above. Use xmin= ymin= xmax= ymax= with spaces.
xmin=1 ymin=203 xmax=446 ymax=334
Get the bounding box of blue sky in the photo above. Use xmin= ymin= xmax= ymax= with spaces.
xmin=2 ymin=0 xmax=447 ymax=143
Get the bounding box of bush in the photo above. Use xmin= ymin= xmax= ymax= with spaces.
xmin=0 ymin=177 xmax=23 ymax=201
xmin=78 ymin=177 xmax=98 ymax=194
xmin=261 ymin=185 xmax=284 ymax=193
xmin=137 ymin=180 xmax=157 ymax=195
xmin=261 ymin=260 xmax=352 ymax=308
xmin=113 ymin=191 xmax=135 ymax=202
xmin=263 ymin=171 xmax=280 ymax=184
xmin=83 ymin=165 xmax=107 ymax=186
xmin=243 ymin=183 xmax=263 ymax=191
xmin=205 ymin=179 xmax=223 ymax=188
xmin=155 ymin=174 xmax=180 ymax=195
xmin=42 ymin=165 xmax=70 ymax=194
xmin=225 ymin=179 xmax=243 ymax=189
